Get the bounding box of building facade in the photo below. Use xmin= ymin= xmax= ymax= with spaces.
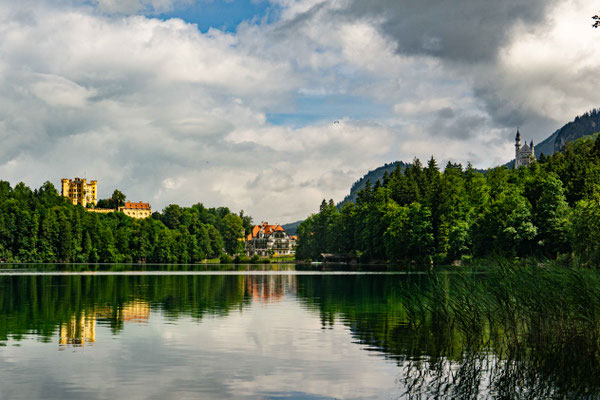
xmin=245 ymin=222 xmax=294 ymax=256
xmin=61 ymin=178 xmax=98 ymax=207
xmin=118 ymin=201 xmax=152 ymax=219
xmin=514 ymin=130 xmax=535 ymax=168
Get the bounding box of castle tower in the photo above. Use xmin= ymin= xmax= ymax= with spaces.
xmin=530 ymin=140 xmax=534 ymax=156
xmin=515 ymin=130 xmax=521 ymax=168
xmin=61 ymin=177 xmax=98 ymax=207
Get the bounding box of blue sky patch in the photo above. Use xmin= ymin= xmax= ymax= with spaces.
xmin=267 ymin=94 xmax=392 ymax=128
xmin=157 ymin=0 xmax=278 ymax=32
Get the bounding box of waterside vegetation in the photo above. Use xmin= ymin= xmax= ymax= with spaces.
xmin=297 ymin=263 xmax=600 ymax=398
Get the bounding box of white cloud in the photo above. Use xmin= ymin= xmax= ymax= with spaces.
xmin=394 ymin=99 xmax=455 ymax=116
xmin=93 ymin=0 xmax=187 ymax=14
xmin=0 ymin=0 xmax=598 ymax=223
xmin=490 ymin=0 xmax=600 ymax=124
xmin=31 ymin=74 xmax=97 ymax=108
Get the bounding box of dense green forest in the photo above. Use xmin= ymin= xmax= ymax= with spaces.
xmin=0 ymin=182 xmax=251 ymax=263
xmin=296 ymin=133 xmax=600 ymax=265
xmin=337 ymin=161 xmax=407 ymax=207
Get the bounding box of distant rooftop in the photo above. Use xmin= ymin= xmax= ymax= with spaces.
xmin=123 ymin=201 xmax=151 ymax=210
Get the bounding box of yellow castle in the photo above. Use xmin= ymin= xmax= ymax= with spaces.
xmin=61 ymin=178 xmax=151 ymax=218
xmin=61 ymin=177 xmax=97 ymax=207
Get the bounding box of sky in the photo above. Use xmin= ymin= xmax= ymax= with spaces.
xmin=0 ymin=0 xmax=599 ymax=223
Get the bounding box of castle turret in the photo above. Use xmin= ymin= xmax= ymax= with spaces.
xmin=515 ymin=130 xmax=521 ymax=168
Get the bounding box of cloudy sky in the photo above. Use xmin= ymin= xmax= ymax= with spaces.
xmin=0 ymin=0 xmax=599 ymax=222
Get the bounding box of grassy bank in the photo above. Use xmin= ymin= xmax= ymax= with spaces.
xmin=218 ymin=254 xmax=297 ymax=264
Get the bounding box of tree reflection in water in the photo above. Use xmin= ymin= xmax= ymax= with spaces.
xmin=1 ymin=267 xmax=600 ymax=398
xmin=0 ymin=273 xmax=296 ymax=344
xmin=296 ymin=267 xmax=600 ymax=399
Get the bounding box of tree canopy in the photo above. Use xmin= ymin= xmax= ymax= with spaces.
xmin=0 ymin=183 xmax=249 ymax=263
xmin=296 ymin=133 xmax=600 ymax=266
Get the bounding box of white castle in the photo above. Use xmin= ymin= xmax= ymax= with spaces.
xmin=514 ymin=130 xmax=535 ymax=168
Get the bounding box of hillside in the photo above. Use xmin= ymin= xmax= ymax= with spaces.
xmin=282 ymin=162 xmax=406 ymax=230
xmin=552 ymin=109 xmax=600 ymax=153
xmin=337 ymin=161 xmax=407 ymax=207
xmin=295 ymin=130 xmax=600 ymax=264
xmin=532 ymin=109 xmax=600 ymax=159
xmin=533 ymin=129 xmax=559 ymax=158
xmin=506 ymin=109 xmax=599 ymax=167
xmin=281 ymin=220 xmax=302 ymax=235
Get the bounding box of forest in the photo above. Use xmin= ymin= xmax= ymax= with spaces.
xmin=296 ymin=133 xmax=600 ymax=266
xmin=3 ymin=129 xmax=600 ymax=266
xmin=0 ymin=182 xmax=251 ymax=263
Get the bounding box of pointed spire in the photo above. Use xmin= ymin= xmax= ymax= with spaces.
xmin=516 ymin=129 xmax=521 ymax=141
xmin=530 ymin=139 xmax=534 ymax=147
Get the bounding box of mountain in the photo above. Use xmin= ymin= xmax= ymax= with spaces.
xmin=533 ymin=109 xmax=600 ymax=158
xmin=506 ymin=108 xmax=599 ymax=167
xmin=337 ymin=161 xmax=407 ymax=207
xmin=281 ymin=220 xmax=303 ymax=235
xmin=551 ymin=109 xmax=600 ymax=153
xmin=282 ymin=161 xmax=406 ymax=231
xmin=533 ymin=129 xmax=559 ymax=159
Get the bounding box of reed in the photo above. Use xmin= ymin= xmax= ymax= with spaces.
xmin=397 ymin=261 xmax=600 ymax=398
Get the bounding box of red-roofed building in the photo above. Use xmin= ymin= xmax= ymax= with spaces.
xmin=118 ymin=201 xmax=152 ymax=219
xmin=245 ymin=222 xmax=294 ymax=256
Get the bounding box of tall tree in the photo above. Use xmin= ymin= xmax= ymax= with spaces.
xmin=221 ymin=214 xmax=244 ymax=255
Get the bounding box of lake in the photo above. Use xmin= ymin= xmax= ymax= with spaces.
xmin=0 ymin=264 xmax=598 ymax=399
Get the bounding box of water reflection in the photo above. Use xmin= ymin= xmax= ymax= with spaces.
xmin=297 ymin=272 xmax=600 ymax=399
xmin=0 ymin=274 xmax=298 ymax=345
xmin=59 ymin=311 xmax=96 ymax=348
xmin=0 ymin=269 xmax=599 ymax=399
xmin=57 ymin=301 xmax=152 ymax=350
xmin=246 ymin=275 xmax=295 ymax=303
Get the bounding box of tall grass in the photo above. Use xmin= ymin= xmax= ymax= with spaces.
xmin=398 ymin=261 xmax=600 ymax=398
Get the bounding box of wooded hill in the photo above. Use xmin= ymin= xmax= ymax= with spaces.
xmin=0 ymin=183 xmax=252 ymax=263
xmin=296 ymin=133 xmax=600 ymax=265
xmin=337 ymin=161 xmax=407 ymax=207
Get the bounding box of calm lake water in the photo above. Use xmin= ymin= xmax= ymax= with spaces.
xmin=0 ymin=264 xmax=597 ymax=399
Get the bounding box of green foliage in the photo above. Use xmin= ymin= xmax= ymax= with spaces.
xmin=220 ymin=214 xmax=245 ymax=255
xmin=297 ymin=134 xmax=600 ymax=265
xmin=0 ymin=181 xmax=247 ymax=263
xmin=96 ymin=189 xmax=127 ymax=209
xmin=219 ymin=254 xmax=234 ymax=264
xmin=338 ymin=161 xmax=407 ymax=207
xmin=569 ymin=197 xmax=600 ymax=265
